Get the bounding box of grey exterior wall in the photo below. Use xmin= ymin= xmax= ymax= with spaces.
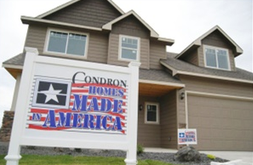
xmin=137 ymin=91 xmax=178 ymax=149
xmin=180 ymin=75 xmax=253 ymax=98
xmin=150 ymin=41 xmax=167 ymax=69
xmin=44 ymin=0 xmax=122 ymax=28
xmin=25 ymin=25 xmax=47 ymax=53
xmin=160 ymin=91 xmax=178 ymax=149
xmin=181 ymin=49 xmax=198 ymax=66
xmin=138 ymin=96 xmax=161 ymax=147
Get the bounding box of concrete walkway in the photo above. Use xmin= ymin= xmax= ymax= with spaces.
xmin=144 ymin=148 xmax=253 ymax=164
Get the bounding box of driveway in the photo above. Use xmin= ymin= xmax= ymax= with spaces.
xmin=201 ymin=151 xmax=253 ymax=165
xmin=144 ymin=148 xmax=253 ymax=164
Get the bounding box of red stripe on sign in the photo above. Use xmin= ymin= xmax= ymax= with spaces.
xmin=71 ymin=89 xmax=89 ymax=93
xmin=28 ymin=124 xmax=68 ymax=130
xmin=72 ymin=83 xmax=127 ymax=91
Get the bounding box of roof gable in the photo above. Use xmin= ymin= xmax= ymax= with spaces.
xmin=176 ymin=25 xmax=243 ymax=59
xmin=102 ymin=10 xmax=174 ymax=45
xmin=103 ymin=10 xmax=159 ymax=38
xmin=36 ymin=0 xmax=124 ymax=28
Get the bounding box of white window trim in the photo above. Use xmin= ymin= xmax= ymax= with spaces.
xmin=44 ymin=28 xmax=89 ymax=59
xmin=203 ymin=45 xmax=231 ymax=71
xmin=144 ymin=102 xmax=159 ymax=124
xmin=118 ymin=35 xmax=140 ymax=62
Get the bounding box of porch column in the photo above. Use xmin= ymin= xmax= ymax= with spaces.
xmin=10 ymin=74 xmax=21 ymax=111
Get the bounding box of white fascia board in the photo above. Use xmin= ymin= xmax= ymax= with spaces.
xmin=160 ymin=60 xmax=253 ymax=84
xmin=2 ymin=64 xmax=23 ymax=70
xmin=107 ymin=0 xmax=125 ymax=14
xmin=178 ymin=71 xmax=253 ymax=84
xmin=21 ymin=16 xmax=102 ymax=31
xmin=139 ymin=79 xmax=185 ymax=88
xmin=36 ymin=0 xmax=80 ymax=18
xmin=186 ymin=90 xmax=253 ymax=101
xmin=160 ymin=60 xmax=178 ymax=76
xmin=157 ymin=37 xmax=174 ymax=45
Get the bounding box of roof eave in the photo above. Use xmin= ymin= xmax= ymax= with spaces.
xmin=160 ymin=61 xmax=253 ymax=84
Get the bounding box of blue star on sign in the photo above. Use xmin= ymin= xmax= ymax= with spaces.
xmin=179 ymin=133 xmax=185 ymax=138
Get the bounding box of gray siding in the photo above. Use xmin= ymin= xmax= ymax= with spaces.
xmin=112 ymin=15 xmax=150 ymax=39
xmin=180 ymin=75 xmax=253 ymax=98
xmin=181 ymin=49 xmax=198 ymax=66
xmin=138 ymin=96 xmax=160 ymax=147
xmin=107 ymin=33 xmax=150 ymax=69
xmin=44 ymin=0 xmax=121 ymax=28
xmin=86 ymin=32 xmax=108 ymax=64
xmin=160 ymin=91 xmax=178 ymax=149
xmin=25 ymin=25 xmax=47 ymax=53
xmin=199 ymin=30 xmax=236 ymax=71
xmin=150 ymin=41 xmax=166 ymax=69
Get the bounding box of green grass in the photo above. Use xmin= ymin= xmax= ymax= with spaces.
xmin=0 ymin=155 xmax=178 ymax=165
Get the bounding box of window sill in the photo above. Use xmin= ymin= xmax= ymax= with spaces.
xmin=42 ymin=52 xmax=88 ymax=61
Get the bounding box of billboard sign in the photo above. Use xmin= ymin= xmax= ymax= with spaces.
xmin=5 ymin=47 xmax=140 ymax=165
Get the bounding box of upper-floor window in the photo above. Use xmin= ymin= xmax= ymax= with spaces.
xmin=204 ymin=45 xmax=230 ymax=70
xmin=119 ymin=35 xmax=140 ymax=61
xmin=45 ymin=29 xmax=88 ymax=57
xmin=144 ymin=102 xmax=159 ymax=124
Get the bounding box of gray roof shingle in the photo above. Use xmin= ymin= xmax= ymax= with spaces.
xmin=139 ymin=69 xmax=183 ymax=85
xmin=3 ymin=53 xmax=24 ymax=66
xmin=161 ymin=55 xmax=253 ymax=82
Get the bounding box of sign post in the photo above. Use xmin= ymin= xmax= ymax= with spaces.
xmin=5 ymin=47 xmax=140 ymax=165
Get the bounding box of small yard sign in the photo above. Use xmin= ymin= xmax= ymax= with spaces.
xmin=178 ymin=129 xmax=197 ymax=145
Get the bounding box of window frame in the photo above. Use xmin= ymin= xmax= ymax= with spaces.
xmin=204 ymin=45 xmax=231 ymax=71
xmin=44 ymin=28 xmax=89 ymax=59
xmin=144 ymin=102 xmax=160 ymax=124
xmin=118 ymin=35 xmax=140 ymax=62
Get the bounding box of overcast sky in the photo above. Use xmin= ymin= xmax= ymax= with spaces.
xmin=0 ymin=0 xmax=252 ymax=127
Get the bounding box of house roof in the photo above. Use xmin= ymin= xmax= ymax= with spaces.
xmin=139 ymin=69 xmax=184 ymax=87
xmin=2 ymin=53 xmax=24 ymax=69
xmin=161 ymin=53 xmax=253 ymax=84
xmin=2 ymin=53 xmax=184 ymax=86
xmin=176 ymin=25 xmax=243 ymax=59
xmin=36 ymin=0 xmax=125 ymax=19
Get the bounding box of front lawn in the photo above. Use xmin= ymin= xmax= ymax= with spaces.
xmin=0 ymin=155 xmax=178 ymax=165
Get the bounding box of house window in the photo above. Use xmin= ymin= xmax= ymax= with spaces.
xmin=204 ymin=46 xmax=230 ymax=70
xmin=119 ymin=35 xmax=140 ymax=61
xmin=46 ymin=29 xmax=88 ymax=57
xmin=145 ymin=102 xmax=159 ymax=124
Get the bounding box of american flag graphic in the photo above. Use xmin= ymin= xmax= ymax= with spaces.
xmin=27 ymin=77 xmax=128 ymax=135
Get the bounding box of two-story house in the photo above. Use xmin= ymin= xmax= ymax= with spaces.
xmin=2 ymin=0 xmax=253 ymax=151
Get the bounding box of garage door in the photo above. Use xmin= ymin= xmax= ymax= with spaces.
xmin=188 ymin=95 xmax=253 ymax=151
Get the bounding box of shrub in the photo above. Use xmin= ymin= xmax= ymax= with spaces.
xmin=207 ymin=154 xmax=216 ymax=160
xmin=137 ymin=144 xmax=144 ymax=155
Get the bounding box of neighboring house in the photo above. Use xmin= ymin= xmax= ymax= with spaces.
xmin=2 ymin=0 xmax=253 ymax=151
